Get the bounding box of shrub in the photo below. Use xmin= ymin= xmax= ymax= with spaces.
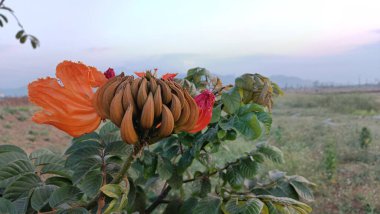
xmin=0 ymin=69 xmax=314 ymax=214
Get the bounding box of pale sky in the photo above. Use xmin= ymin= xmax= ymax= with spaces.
xmin=0 ymin=0 xmax=380 ymax=88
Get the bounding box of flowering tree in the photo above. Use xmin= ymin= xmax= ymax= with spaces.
xmin=0 ymin=62 xmax=314 ymax=214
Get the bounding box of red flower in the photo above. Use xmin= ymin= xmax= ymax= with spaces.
xmin=162 ymin=73 xmax=178 ymax=80
xmin=189 ymin=90 xmax=215 ymax=133
xmin=134 ymin=72 xmax=146 ymax=78
xmin=104 ymin=68 xmax=115 ymax=79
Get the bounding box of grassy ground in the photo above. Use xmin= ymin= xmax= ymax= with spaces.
xmin=217 ymin=92 xmax=380 ymax=214
xmin=1 ymin=91 xmax=379 ymax=213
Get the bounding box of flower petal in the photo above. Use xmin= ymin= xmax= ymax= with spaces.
xmin=28 ymin=61 xmax=107 ymax=137
xmin=162 ymin=73 xmax=178 ymax=80
xmin=189 ymin=90 xmax=215 ymax=133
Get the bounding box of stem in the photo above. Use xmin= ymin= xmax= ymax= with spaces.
xmin=85 ymin=143 xmax=143 ymax=210
xmin=145 ymin=186 xmax=172 ymax=214
xmin=96 ymin=149 xmax=107 ymax=214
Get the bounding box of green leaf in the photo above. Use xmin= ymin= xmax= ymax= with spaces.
xmin=0 ymin=198 xmax=16 ymax=214
xmin=256 ymin=143 xmax=284 ymax=164
xmin=15 ymin=30 xmax=24 ymax=39
xmin=49 ymin=186 xmax=82 ymax=208
xmin=177 ymin=150 xmax=194 ymax=174
xmin=65 ymin=147 xmax=101 ymax=168
xmin=45 ymin=177 xmax=72 ymax=187
xmin=20 ymin=35 xmax=27 ymax=44
xmin=12 ymin=196 xmax=30 ymax=214
xmin=0 ymin=14 xmax=8 ymax=23
xmin=180 ymin=197 xmax=198 ymax=214
xmin=157 ymin=156 xmax=174 ymax=180
xmin=225 ymin=166 xmax=244 ymax=189
xmin=222 ymin=87 xmax=241 ymax=114
xmin=164 ymin=199 xmax=183 ymax=214
xmin=3 ymin=173 xmax=40 ymax=200
xmin=210 ymin=104 xmax=222 ymax=123
xmin=192 ymin=196 xmax=222 ymax=214
xmin=0 ymin=152 xmax=28 ymax=167
xmin=31 ymin=185 xmax=57 ymax=211
xmin=288 ymin=176 xmax=315 ymax=202
xmin=238 ymin=157 xmax=259 ymax=179
xmin=29 ymin=148 xmax=54 ymax=159
xmin=192 ymin=176 xmax=211 ymax=198
xmin=57 ymin=207 xmax=89 ymax=214
xmin=222 ymin=198 xmax=264 ymax=214
xmin=0 ymin=145 xmax=26 ymax=155
xmin=66 ymin=134 xmax=102 ymax=155
xmin=0 ymin=160 xmax=34 ymax=187
xmin=99 ymin=122 xmax=121 ymax=143
xmin=41 ymin=163 xmax=70 ymax=177
xmin=71 ymin=157 xmax=101 ymax=184
xmin=233 ymin=113 xmax=262 ymax=140
xmin=257 ymin=112 xmax=272 ymax=134
xmin=100 ymin=184 xmax=122 ymax=199
xmin=79 ymin=170 xmax=102 ymax=198
xmin=167 ymin=171 xmax=183 ymax=189
xmin=105 ymin=140 xmax=133 ymax=156
xmin=258 ymin=195 xmax=312 ymax=214
xmin=34 ymin=154 xmax=64 ymax=166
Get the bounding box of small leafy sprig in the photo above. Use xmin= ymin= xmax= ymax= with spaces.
xmin=0 ymin=0 xmax=40 ymax=48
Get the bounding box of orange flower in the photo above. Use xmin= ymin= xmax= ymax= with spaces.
xmin=28 ymin=61 xmax=108 ymax=137
xmin=189 ymin=90 xmax=215 ymax=133
xmin=134 ymin=71 xmax=178 ymax=80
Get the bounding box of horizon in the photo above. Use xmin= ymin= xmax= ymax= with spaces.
xmin=1 ymin=0 xmax=380 ymax=88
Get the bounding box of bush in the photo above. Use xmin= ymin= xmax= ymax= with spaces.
xmin=0 ymin=69 xmax=314 ymax=214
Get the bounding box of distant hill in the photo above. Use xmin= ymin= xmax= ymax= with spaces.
xmin=0 ymin=86 xmax=28 ymax=97
xmin=269 ymin=75 xmax=315 ymax=88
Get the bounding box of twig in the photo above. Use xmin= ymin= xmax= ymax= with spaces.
xmin=145 ymin=186 xmax=172 ymax=214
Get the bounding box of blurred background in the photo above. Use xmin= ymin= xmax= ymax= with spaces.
xmin=1 ymin=0 xmax=380 ymax=213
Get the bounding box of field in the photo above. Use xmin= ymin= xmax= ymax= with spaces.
xmin=1 ymin=91 xmax=380 ymax=213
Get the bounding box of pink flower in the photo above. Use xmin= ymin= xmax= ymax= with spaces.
xmin=189 ymin=90 xmax=215 ymax=133
xmin=104 ymin=68 xmax=115 ymax=79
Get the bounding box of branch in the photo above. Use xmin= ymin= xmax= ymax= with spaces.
xmin=145 ymin=186 xmax=172 ymax=214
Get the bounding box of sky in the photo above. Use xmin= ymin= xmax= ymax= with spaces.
xmin=0 ymin=0 xmax=380 ymax=88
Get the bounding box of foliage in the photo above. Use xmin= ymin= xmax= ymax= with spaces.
xmin=0 ymin=70 xmax=314 ymax=213
xmin=0 ymin=0 xmax=39 ymax=48
xmin=359 ymin=127 xmax=372 ymax=149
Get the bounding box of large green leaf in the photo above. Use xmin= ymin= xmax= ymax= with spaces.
xmin=288 ymin=176 xmax=315 ymax=202
xmin=78 ymin=170 xmax=102 ymax=198
xmin=31 ymin=185 xmax=57 ymax=211
xmin=164 ymin=199 xmax=183 ymax=214
xmin=222 ymin=87 xmax=241 ymax=114
xmin=225 ymin=166 xmax=244 ymax=189
xmin=234 ymin=113 xmax=262 ymax=140
xmin=157 ymin=156 xmax=174 ymax=180
xmin=192 ymin=176 xmax=211 ymax=198
xmin=105 ymin=140 xmax=133 ymax=157
xmin=192 ymin=196 xmax=222 ymax=214
xmin=0 ymin=159 xmax=34 ymax=188
xmin=256 ymin=144 xmax=284 ymax=164
xmin=49 ymin=186 xmax=83 ymax=208
xmin=99 ymin=122 xmax=121 ymax=143
xmin=29 ymin=148 xmax=54 ymax=160
xmin=45 ymin=177 xmax=72 ymax=187
xmin=258 ymin=195 xmax=312 ymax=214
xmin=65 ymin=134 xmax=102 ymax=155
xmin=65 ymin=147 xmax=101 ymax=168
xmin=3 ymin=173 xmax=40 ymax=200
xmin=71 ymin=157 xmax=102 ymax=184
xmin=0 ymin=145 xmax=26 ymax=155
xmin=256 ymin=112 xmax=272 ymax=134
xmin=0 ymin=198 xmax=17 ymax=214
xmin=12 ymin=195 xmax=31 ymax=214
xmin=238 ymin=157 xmax=259 ymax=179
xmin=177 ymin=150 xmax=194 ymax=174
xmin=100 ymin=184 xmax=122 ymax=199
xmin=210 ymin=104 xmax=222 ymax=123
xmin=180 ymin=197 xmax=198 ymax=214
xmin=0 ymin=152 xmax=28 ymax=167
xmin=41 ymin=163 xmax=71 ymax=177
xmin=222 ymin=198 xmax=264 ymax=214
xmin=34 ymin=154 xmax=65 ymax=166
